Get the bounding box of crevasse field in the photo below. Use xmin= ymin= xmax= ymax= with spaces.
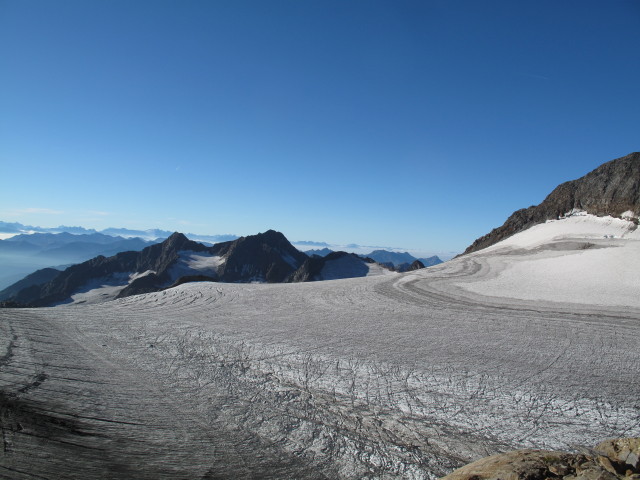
xmin=1 ymin=214 xmax=639 ymax=479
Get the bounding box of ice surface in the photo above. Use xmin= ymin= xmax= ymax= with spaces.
xmin=63 ymin=270 xmax=157 ymax=305
xmin=279 ymin=249 xmax=301 ymax=269
xmin=2 ymin=215 xmax=639 ymax=479
xmin=64 ymin=272 xmax=132 ymax=304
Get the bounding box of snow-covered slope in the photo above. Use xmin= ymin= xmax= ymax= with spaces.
xmin=456 ymin=213 xmax=640 ymax=308
xmin=484 ymin=211 xmax=638 ymax=249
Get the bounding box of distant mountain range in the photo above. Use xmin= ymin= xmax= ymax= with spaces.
xmin=363 ymin=250 xmax=443 ymax=269
xmin=304 ymin=248 xmax=334 ymax=257
xmin=0 ymin=221 xmax=239 ymax=244
xmin=464 ymin=152 xmax=640 ymax=254
xmin=3 ymin=230 xmax=438 ymax=307
xmin=0 ymin=232 xmax=158 ymax=290
xmin=289 ymin=251 xmax=404 ymax=282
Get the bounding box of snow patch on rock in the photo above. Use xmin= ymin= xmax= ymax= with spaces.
xmin=168 ymin=250 xmax=224 ymax=282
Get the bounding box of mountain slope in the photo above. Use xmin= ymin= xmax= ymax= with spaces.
xmin=463 ymin=152 xmax=640 ymax=254
xmin=0 ymin=267 xmax=61 ymax=302
xmin=0 ymin=232 xmax=157 ymax=290
xmin=289 ymin=251 xmax=395 ymax=282
xmin=4 ymin=230 xmax=308 ymax=306
xmin=212 ymin=229 xmax=307 ymax=283
xmin=365 ymin=250 xmax=416 ymax=266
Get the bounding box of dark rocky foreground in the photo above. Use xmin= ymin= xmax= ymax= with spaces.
xmin=464 ymin=152 xmax=640 ymax=254
xmin=442 ymin=438 xmax=640 ymax=480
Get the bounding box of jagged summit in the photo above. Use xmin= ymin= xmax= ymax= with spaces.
xmin=165 ymin=231 xmax=189 ymax=244
xmin=464 ymin=152 xmax=640 ymax=254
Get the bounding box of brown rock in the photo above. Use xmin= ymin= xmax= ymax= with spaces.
xmin=441 ymin=438 xmax=640 ymax=480
xmin=596 ymin=455 xmax=618 ymax=475
xmin=441 ymin=449 xmax=574 ymax=480
xmin=594 ymin=438 xmax=640 ymax=471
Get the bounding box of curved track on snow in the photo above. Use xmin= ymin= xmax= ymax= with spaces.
xmin=2 ymin=251 xmax=639 ymax=479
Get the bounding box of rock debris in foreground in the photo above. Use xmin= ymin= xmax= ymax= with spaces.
xmin=442 ymin=438 xmax=640 ymax=480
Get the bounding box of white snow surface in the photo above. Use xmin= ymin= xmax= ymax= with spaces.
xmin=485 ymin=213 xmax=638 ymax=250
xmin=459 ymin=214 xmax=640 ymax=307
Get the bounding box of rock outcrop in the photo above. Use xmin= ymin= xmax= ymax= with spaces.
xmin=442 ymin=438 xmax=640 ymax=480
xmin=407 ymin=259 xmax=425 ymax=271
xmin=464 ymin=152 xmax=640 ymax=254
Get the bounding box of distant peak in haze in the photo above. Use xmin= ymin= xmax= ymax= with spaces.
xmin=364 ymin=250 xmax=443 ymax=268
xmin=0 ymin=222 xmax=239 ymax=244
xmin=304 ymin=248 xmax=334 ymax=257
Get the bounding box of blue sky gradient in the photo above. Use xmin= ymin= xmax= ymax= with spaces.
xmin=1 ymin=0 xmax=639 ymax=257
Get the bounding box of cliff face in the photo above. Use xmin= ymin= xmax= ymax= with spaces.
xmin=464 ymin=152 xmax=640 ymax=254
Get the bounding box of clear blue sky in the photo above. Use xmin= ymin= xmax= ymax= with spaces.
xmin=1 ymin=0 xmax=638 ymax=257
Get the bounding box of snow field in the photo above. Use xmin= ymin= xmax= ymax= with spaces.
xmin=459 ymin=214 xmax=640 ymax=307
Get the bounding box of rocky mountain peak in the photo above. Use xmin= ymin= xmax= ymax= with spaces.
xmin=162 ymin=232 xmax=191 ymax=250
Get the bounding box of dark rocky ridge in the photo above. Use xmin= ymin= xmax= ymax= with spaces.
xmin=463 ymin=152 xmax=640 ymax=255
xmin=213 ymin=229 xmax=308 ymax=283
xmin=407 ymin=259 xmax=425 ymax=271
xmin=4 ymin=231 xmax=307 ymax=307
